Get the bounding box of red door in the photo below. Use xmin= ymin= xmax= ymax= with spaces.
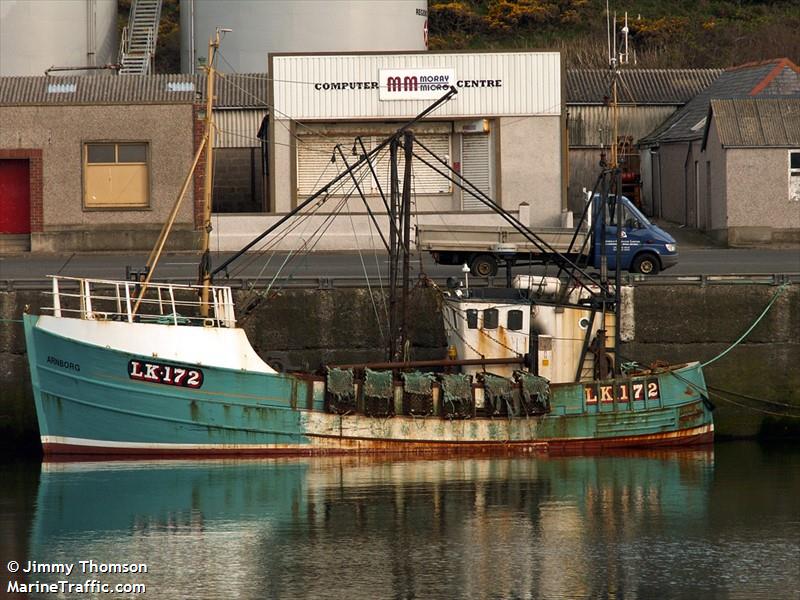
xmin=0 ymin=160 xmax=31 ymax=234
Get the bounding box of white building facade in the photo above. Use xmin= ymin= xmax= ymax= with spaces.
xmin=213 ymin=51 xmax=565 ymax=251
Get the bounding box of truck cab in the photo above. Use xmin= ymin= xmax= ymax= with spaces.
xmin=592 ymin=194 xmax=678 ymax=275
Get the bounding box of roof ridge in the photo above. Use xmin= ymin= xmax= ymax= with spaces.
xmin=727 ymin=57 xmax=798 ymax=72
xmin=749 ymin=58 xmax=800 ymax=96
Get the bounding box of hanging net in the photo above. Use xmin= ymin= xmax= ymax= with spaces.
xmin=516 ymin=372 xmax=551 ymax=415
xmin=483 ymin=373 xmax=514 ymax=416
xmin=402 ymin=371 xmax=436 ymax=416
xmin=440 ymin=373 xmax=473 ymax=419
xmin=326 ymin=367 xmax=356 ymax=414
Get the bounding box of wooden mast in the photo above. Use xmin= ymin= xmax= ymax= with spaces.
xmin=199 ymin=29 xmax=222 ymax=317
xmin=132 ymin=30 xmax=224 ymax=316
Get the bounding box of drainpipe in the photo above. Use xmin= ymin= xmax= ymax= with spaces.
xmin=683 ymin=143 xmax=692 ymax=226
xmin=189 ymin=0 xmax=196 ymax=72
xmin=86 ymin=0 xmax=96 ymax=66
xmin=649 ymin=146 xmax=661 ymax=218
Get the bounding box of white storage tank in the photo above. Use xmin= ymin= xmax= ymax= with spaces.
xmin=0 ymin=0 xmax=117 ymax=76
xmin=180 ymin=0 xmax=428 ymax=73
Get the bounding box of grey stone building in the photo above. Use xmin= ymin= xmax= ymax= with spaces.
xmin=700 ymin=98 xmax=800 ymax=245
xmin=565 ymin=68 xmax=721 ymax=216
xmin=638 ymin=58 xmax=800 ymax=245
xmin=0 ymin=74 xmax=202 ymax=253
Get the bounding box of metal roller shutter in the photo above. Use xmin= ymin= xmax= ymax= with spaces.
xmin=297 ymin=132 xmax=451 ymax=197
xmin=297 ymin=136 xmax=362 ymax=196
xmin=461 ymin=132 xmax=492 ymax=211
xmin=393 ymin=134 xmax=451 ymax=195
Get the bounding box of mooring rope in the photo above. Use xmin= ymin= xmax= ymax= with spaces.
xmin=701 ymin=282 xmax=790 ymax=368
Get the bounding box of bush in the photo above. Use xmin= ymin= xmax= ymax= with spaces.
xmin=429 ymin=2 xmax=484 ymax=36
xmin=485 ymin=0 xmax=555 ymax=32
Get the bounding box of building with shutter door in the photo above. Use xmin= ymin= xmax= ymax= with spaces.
xmin=212 ymin=51 xmax=566 ymax=252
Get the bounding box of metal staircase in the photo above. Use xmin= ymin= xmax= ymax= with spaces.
xmin=118 ymin=0 xmax=163 ymax=74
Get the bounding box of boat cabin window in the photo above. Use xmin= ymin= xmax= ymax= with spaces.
xmin=466 ymin=309 xmax=478 ymax=329
xmin=507 ymin=309 xmax=523 ymax=331
xmin=84 ymin=142 xmax=149 ymax=208
xmin=483 ymin=308 xmax=498 ymax=329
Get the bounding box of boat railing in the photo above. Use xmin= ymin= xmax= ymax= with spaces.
xmin=43 ymin=275 xmax=236 ymax=328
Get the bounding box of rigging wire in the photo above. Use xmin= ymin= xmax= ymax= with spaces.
xmin=233 ymin=154 xmax=378 ymax=313
xmin=225 ymin=146 xmax=383 ymax=281
xmin=346 ymin=202 xmax=386 ymax=345
xmin=362 ymin=185 xmax=391 ymax=328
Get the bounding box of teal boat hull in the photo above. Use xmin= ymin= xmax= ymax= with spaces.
xmin=23 ymin=314 xmax=713 ymax=456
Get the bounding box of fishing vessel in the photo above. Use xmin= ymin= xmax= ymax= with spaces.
xmin=22 ymin=30 xmax=713 ymax=457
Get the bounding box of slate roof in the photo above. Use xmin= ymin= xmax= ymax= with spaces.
xmin=566 ymin=69 xmax=722 ymax=105
xmin=0 ymin=74 xmax=198 ymax=105
xmin=640 ymin=58 xmax=800 ymax=145
xmin=205 ymin=73 xmax=268 ymax=108
xmin=703 ymin=98 xmax=800 ymax=148
xmin=0 ymin=72 xmax=268 ymax=107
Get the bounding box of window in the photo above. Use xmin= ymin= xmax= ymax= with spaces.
xmin=466 ymin=309 xmax=478 ymax=329
xmin=483 ymin=308 xmax=498 ymax=329
xmin=791 ymin=151 xmax=800 ymax=202
xmin=84 ymin=142 xmax=149 ymax=208
xmin=507 ymin=309 xmax=523 ymax=331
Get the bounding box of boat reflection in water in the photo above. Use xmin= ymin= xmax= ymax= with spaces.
xmin=25 ymin=449 xmax=790 ymax=599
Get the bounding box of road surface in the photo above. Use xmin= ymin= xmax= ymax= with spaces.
xmin=1 ymin=247 xmax=798 ymax=286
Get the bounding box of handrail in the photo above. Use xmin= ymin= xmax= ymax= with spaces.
xmin=40 ymin=276 xmax=236 ymax=328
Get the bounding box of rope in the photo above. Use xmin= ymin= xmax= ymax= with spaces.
xmin=347 ymin=202 xmax=386 ymax=344
xmin=702 ymin=283 xmax=790 ymax=367
xmin=668 ymin=366 xmax=799 ymax=419
xmin=708 ymin=390 xmax=800 ymax=418
xmin=707 ymin=384 xmax=798 ymax=409
xmin=0 ymin=318 xmax=23 ymax=323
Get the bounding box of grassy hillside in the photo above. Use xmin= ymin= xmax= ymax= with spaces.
xmin=429 ymin=0 xmax=800 ymax=68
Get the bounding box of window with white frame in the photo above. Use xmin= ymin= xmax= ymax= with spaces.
xmin=790 ymin=150 xmax=800 ymax=202
xmin=84 ymin=142 xmax=149 ymax=208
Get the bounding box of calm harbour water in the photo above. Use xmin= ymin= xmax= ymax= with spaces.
xmin=1 ymin=442 xmax=798 ymax=600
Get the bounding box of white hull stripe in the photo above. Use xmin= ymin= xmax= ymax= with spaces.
xmin=41 ymin=436 xmax=301 ymax=451
xmin=41 ymin=424 xmax=714 ymax=451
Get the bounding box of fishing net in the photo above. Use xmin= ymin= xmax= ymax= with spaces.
xmin=516 ymin=372 xmax=551 ymax=415
xmin=363 ymin=368 xmax=393 ymax=417
xmin=403 ymin=372 xmax=435 ymax=395
xmin=441 ymin=373 xmax=473 ymax=419
xmin=402 ymin=372 xmax=436 ymax=416
xmin=364 ymin=369 xmax=393 ymax=399
xmin=326 ymin=367 xmax=356 ymax=414
xmin=483 ymin=373 xmax=514 ymax=416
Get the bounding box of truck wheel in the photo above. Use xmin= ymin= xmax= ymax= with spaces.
xmin=632 ymin=253 xmax=660 ymax=275
xmin=470 ymin=254 xmax=498 ymax=277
